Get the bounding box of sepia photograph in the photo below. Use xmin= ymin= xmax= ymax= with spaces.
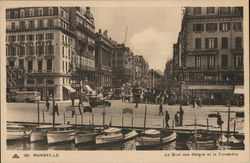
xmin=0 ymin=1 xmax=249 ymax=163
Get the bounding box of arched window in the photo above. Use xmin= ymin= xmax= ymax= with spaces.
xmin=39 ymin=8 xmax=43 ymax=16
xmin=48 ymin=8 xmax=53 ymax=15
xmin=29 ymin=9 xmax=34 ymax=16
xmin=20 ymin=10 xmax=25 ymax=17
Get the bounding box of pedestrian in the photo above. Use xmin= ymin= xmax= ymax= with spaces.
xmin=179 ymin=105 xmax=184 ymax=126
xmin=159 ymin=104 xmax=163 ymax=116
xmin=217 ymin=112 xmax=224 ymax=127
xmin=121 ymin=91 xmax=125 ymax=102
xmin=46 ymin=101 xmax=50 ymax=111
xmin=71 ymin=96 xmax=75 ymax=106
xmin=165 ymin=110 xmax=170 ymax=128
xmin=54 ymin=103 xmax=59 ymax=116
xmin=135 ymin=101 xmax=138 ymax=109
xmin=174 ymin=111 xmax=180 ymax=126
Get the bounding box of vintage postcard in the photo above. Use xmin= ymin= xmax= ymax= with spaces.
xmin=0 ymin=0 xmax=249 ymax=163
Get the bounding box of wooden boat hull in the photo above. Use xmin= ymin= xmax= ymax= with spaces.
xmin=95 ymin=130 xmax=138 ymax=145
xmin=186 ymin=139 xmax=218 ymax=150
xmin=75 ymin=131 xmax=97 ymax=144
xmin=7 ymin=130 xmax=27 ymax=141
xmin=30 ymin=130 xmax=48 ymax=142
xmin=136 ymin=131 xmax=176 ymax=148
xmin=47 ymin=130 xmax=76 ymax=144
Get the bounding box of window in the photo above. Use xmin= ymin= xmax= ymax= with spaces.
xmin=205 ymin=38 xmax=218 ymax=49
xmin=18 ymin=35 xmax=25 ymax=41
xmin=11 ymin=22 xmax=15 ymax=30
xmin=47 ymin=43 xmax=54 ymax=54
xmin=10 ymin=35 xmax=16 ymax=42
xmin=195 ymin=38 xmax=201 ymax=49
xmin=9 ymin=60 xmax=14 ymax=67
xmin=20 ymin=10 xmax=25 ymax=17
xmin=60 ymin=10 xmax=64 ymax=17
xmin=207 ymin=56 xmax=215 ymax=69
xmin=36 ymin=34 xmax=44 ymax=40
xmin=38 ymin=60 xmax=43 ymax=71
xmin=234 ymin=7 xmax=243 ymax=16
xmin=221 ymin=55 xmax=228 ymax=69
xmin=28 ymin=45 xmax=34 ymax=55
xmin=47 ymin=59 xmax=52 ymax=70
xmin=195 ymin=56 xmax=201 ymax=68
xmin=47 ymin=19 xmax=54 ymax=28
xmin=233 ymin=22 xmax=242 ymax=31
xmin=19 ymin=46 xmax=25 ymax=56
xmin=28 ymin=60 xmax=33 ymax=71
xmin=20 ymin=21 xmax=26 ymax=30
xmin=219 ymin=7 xmax=231 ymax=15
xmin=221 ymin=37 xmax=228 ymax=49
xmin=46 ymin=33 xmax=54 ymax=39
xmin=38 ymin=20 xmax=44 ymax=28
xmin=27 ymin=34 xmax=34 ymax=41
xmin=206 ymin=7 xmax=215 ymax=14
xmin=219 ymin=23 xmax=230 ymax=31
xmin=36 ymin=42 xmax=44 ymax=54
xmin=29 ymin=9 xmax=34 ymax=16
xmin=193 ymin=7 xmax=201 ymax=15
xmin=193 ymin=24 xmax=204 ymax=32
xmin=235 ymin=37 xmax=242 ymax=49
xmin=29 ymin=20 xmax=35 ymax=29
xmin=234 ymin=54 xmax=243 ymax=67
xmin=206 ymin=23 xmax=217 ymax=32
xmin=63 ymin=61 xmax=64 ymax=72
xmin=38 ymin=8 xmax=43 ymax=16
xmin=62 ymin=46 xmax=64 ymax=57
xmin=48 ymin=8 xmax=53 ymax=15
xmin=19 ymin=59 xmax=24 ymax=68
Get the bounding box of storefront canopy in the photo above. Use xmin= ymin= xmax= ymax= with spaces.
xmin=234 ymin=85 xmax=244 ymax=94
xmin=63 ymin=85 xmax=76 ymax=93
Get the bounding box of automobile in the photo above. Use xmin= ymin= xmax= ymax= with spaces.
xmin=89 ymin=96 xmax=111 ymax=107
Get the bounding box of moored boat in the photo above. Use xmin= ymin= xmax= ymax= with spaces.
xmin=186 ymin=134 xmax=218 ymax=150
xmin=218 ymin=134 xmax=244 ymax=150
xmin=75 ymin=130 xmax=99 ymax=145
xmin=95 ymin=127 xmax=138 ymax=145
xmin=7 ymin=123 xmax=30 ymax=141
xmin=136 ymin=129 xmax=176 ymax=149
xmin=47 ymin=125 xmax=76 ymax=145
xmin=30 ymin=125 xmax=53 ymax=142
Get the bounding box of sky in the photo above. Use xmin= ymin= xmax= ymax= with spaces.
xmin=92 ymin=7 xmax=182 ymax=72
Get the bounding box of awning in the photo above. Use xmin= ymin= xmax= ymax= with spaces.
xmin=84 ymin=85 xmax=93 ymax=92
xmin=186 ymin=85 xmax=233 ymax=90
xmin=234 ymin=85 xmax=244 ymax=94
xmin=64 ymin=85 xmax=76 ymax=93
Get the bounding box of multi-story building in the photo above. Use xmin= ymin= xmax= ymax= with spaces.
xmin=6 ymin=7 xmax=76 ymax=100
xmin=148 ymin=69 xmax=163 ymax=89
xmin=112 ymin=44 xmax=133 ymax=87
xmin=95 ymin=29 xmax=113 ymax=90
xmin=173 ymin=7 xmax=244 ymax=105
xmin=68 ymin=7 xmax=96 ymax=92
xmin=133 ymin=55 xmax=149 ymax=88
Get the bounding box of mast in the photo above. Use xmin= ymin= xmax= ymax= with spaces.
xmin=143 ymin=98 xmax=148 ymax=132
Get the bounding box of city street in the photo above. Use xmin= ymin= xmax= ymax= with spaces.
xmin=7 ymin=100 xmax=244 ymax=132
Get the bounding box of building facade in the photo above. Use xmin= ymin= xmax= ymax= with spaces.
xmin=173 ymin=7 xmax=243 ymax=105
xmin=95 ymin=29 xmax=113 ymax=90
xmin=6 ymin=7 xmax=76 ymax=100
xmin=133 ymin=55 xmax=149 ymax=88
xmin=148 ymin=69 xmax=163 ymax=89
xmin=68 ymin=7 xmax=96 ymax=92
xmin=112 ymin=44 xmax=134 ymax=87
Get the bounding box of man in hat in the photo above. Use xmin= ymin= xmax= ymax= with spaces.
xmin=165 ymin=110 xmax=170 ymax=128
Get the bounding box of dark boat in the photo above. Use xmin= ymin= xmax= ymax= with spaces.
xmin=186 ymin=133 xmax=218 ymax=150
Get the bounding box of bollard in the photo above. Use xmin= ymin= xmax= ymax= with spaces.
xmin=207 ymin=118 xmax=209 ymax=131
xmin=81 ymin=114 xmax=83 ymax=125
xmin=75 ymin=114 xmax=77 ymax=125
xmin=233 ymin=119 xmax=236 ymax=136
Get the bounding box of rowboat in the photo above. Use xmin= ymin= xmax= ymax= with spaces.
xmin=95 ymin=127 xmax=138 ymax=145
xmin=47 ymin=125 xmax=76 ymax=144
xmin=136 ymin=129 xmax=176 ymax=149
xmin=7 ymin=124 xmax=30 ymax=141
xmin=30 ymin=125 xmax=53 ymax=142
xmin=219 ymin=134 xmax=244 ymax=150
xmin=186 ymin=134 xmax=218 ymax=150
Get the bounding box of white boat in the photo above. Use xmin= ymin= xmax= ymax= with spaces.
xmin=7 ymin=124 xmax=29 ymax=141
xmin=136 ymin=129 xmax=176 ymax=148
xmin=186 ymin=134 xmax=218 ymax=150
xmin=95 ymin=127 xmax=138 ymax=145
xmin=47 ymin=125 xmax=76 ymax=144
xmin=75 ymin=130 xmax=98 ymax=145
xmin=30 ymin=125 xmax=53 ymax=142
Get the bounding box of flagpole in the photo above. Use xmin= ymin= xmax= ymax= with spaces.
xmin=143 ymin=99 xmax=148 ymax=132
xmin=131 ymin=113 xmax=134 ymax=128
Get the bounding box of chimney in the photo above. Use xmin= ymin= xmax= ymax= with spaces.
xmin=86 ymin=7 xmax=90 ymax=13
xmin=99 ymin=29 xmax=102 ymax=33
xmin=103 ymin=30 xmax=108 ymax=36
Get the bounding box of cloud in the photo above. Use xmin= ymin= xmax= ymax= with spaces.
xmin=128 ymin=27 xmax=176 ymax=71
